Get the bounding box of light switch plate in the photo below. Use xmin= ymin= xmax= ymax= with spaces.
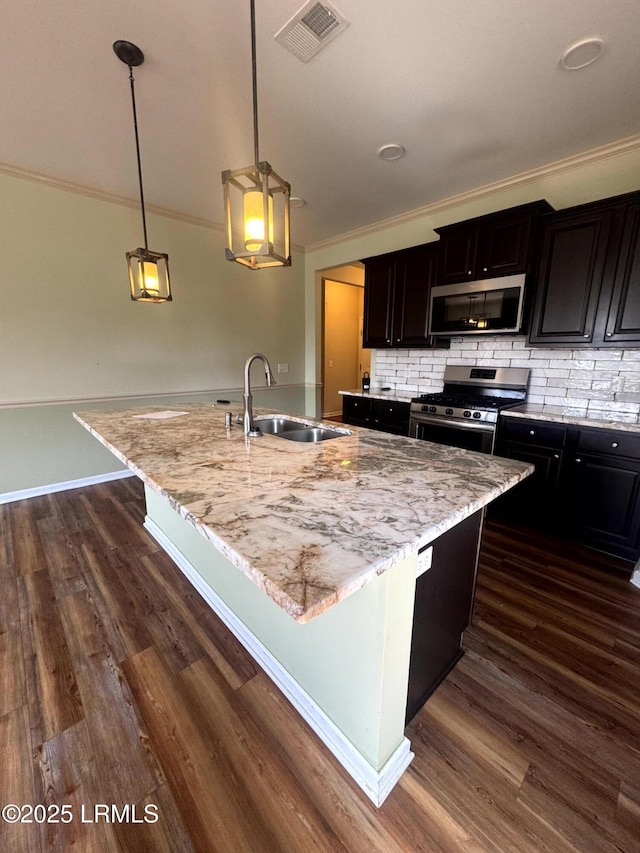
xmin=277 ymin=363 xmax=289 ymax=374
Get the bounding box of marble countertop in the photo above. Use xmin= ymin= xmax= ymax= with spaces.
xmin=339 ymin=389 xmax=413 ymax=403
xmin=502 ymin=404 xmax=640 ymax=434
xmin=74 ymin=404 xmax=532 ymax=623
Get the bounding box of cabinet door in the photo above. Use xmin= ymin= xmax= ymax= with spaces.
xmin=566 ymin=452 xmax=640 ymax=561
xmin=370 ymin=399 xmax=410 ymax=435
xmin=602 ymin=200 xmax=640 ymax=343
xmin=478 ymin=209 xmax=535 ymax=278
xmin=362 ymin=256 xmax=395 ymax=348
xmin=529 ymin=208 xmax=613 ymax=345
xmin=491 ymin=441 xmax=563 ymax=526
xmin=342 ymin=395 xmax=371 ymax=427
xmin=393 ymin=244 xmax=438 ymax=347
xmin=436 ymin=226 xmax=477 ymax=285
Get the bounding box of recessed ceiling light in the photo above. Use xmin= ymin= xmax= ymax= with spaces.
xmin=377 ymin=143 xmax=405 ymax=161
xmin=559 ymin=37 xmax=604 ymax=70
xmin=290 ymin=197 xmax=306 ymax=208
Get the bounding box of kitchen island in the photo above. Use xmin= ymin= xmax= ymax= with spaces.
xmin=74 ymin=403 xmax=532 ymax=804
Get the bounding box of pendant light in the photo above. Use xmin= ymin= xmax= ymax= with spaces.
xmin=113 ymin=40 xmax=172 ymax=302
xmin=222 ymin=0 xmax=291 ymax=269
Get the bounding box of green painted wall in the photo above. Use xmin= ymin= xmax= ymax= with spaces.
xmin=0 ymin=172 xmax=305 ymax=494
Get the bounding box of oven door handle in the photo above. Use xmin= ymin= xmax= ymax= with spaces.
xmin=409 ymin=413 xmax=495 ymax=434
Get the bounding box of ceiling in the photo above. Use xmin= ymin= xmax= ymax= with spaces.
xmin=2 ymin=0 xmax=639 ymax=248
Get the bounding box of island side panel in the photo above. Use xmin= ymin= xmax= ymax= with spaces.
xmin=144 ymin=486 xmax=417 ymax=775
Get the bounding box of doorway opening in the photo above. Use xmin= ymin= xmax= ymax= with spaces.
xmin=321 ymin=263 xmax=370 ymax=420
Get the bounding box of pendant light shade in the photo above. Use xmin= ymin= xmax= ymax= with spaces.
xmin=222 ymin=1 xmax=291 ymax=269
xmin=114 ymin=40 xmax=172 ymax=302
xmin=126 ymin=248 xmax=171 ymax=303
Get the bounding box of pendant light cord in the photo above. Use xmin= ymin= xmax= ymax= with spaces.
xmin=128 ymin=65 xmax=149 ymax=251
xmin=250 ymin=0 xmax=260 ymax=167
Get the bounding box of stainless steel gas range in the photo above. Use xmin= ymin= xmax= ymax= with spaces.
xmin=409 ymin=365 xmax=529 ymax=454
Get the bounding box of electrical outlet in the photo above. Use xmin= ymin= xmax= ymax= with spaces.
xmin=277 ymin=363 xmax=289 ymax=374
xmin=328 ymin=360 xmax=333 ymax=368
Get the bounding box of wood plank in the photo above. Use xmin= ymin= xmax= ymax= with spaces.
xmin=33 ymin=719 xmax=119 ymax=853
xmin=112 ymin=783 xmax=196 ymax=853
xmin=237 ymin=672 xmax=409 ymax=853
xmin=0 ymin=705 xmax=40 ymax=853
xmin=0 ymin=502 xmax=15 ymax=575
xmin=11 ymin=500 xmax=48 ymax=576
xmin=79 ymin=542 xmax=153 ymax=663
xmin=122 ymin=646 xmax=285 ymax=853
xmin=141 ymin=550 xmax=259 ymax=689
xmin=0 ymin=576 xmax=26 ymax=718
xmin=180 ymin=657 xmax=344 ymax=852
xmin=419 ymin=688 xmax=530 ymax=790
xmin=73 ymin=649 xmax=161 ymax=808
xmin=37 ymin=514 xmax=87 ymax=598
xmin=617 ymin=782 xmax=640 ymax=838
xmin=18 ymin=569 xmax=84 ymax=745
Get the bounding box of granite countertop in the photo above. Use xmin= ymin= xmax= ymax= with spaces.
xmin=502 ymin=404 xmax=640 ymax=434
xmin=74 ymin=404 xmax=532 ymax=623
xmin=339 ymin=389 xmax=414 ymax=404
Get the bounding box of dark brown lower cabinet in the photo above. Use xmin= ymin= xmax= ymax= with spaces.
xmin=565 ymin=449 xmax=640 ymax=562
xmin=406 ymin=511 xmax=482 ymax=722
xmin=342 ymin=395 xmax=410 ymax=436
xmin=493 ymin=417 xmax=640 ymax=563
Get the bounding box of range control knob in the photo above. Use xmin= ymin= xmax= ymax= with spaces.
xmin=463 ymin=410 xmax=471 ymax=418
xmin=445 ymin=408 xmax=454 ymax=416
xmin=429 ymin=406 xmax=437 ymax=413
xmin=472 ymin=411 xmax=482 ymax=419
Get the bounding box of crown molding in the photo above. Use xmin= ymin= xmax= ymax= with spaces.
xmin=305 ymin=133 xmax=640 ymax=254
xmin=0 ymin=160 xmax=222 ymax=231
xmin=0 ymin=159 xmax=307 ymax=254
xmin=4 ymin=133 xmax=639 ymax=257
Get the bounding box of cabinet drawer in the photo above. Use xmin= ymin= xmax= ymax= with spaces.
xmin=577 ymin=429 xmax=640 ymax=460
xmin=500 ymin=418 xmax=567 ymax=448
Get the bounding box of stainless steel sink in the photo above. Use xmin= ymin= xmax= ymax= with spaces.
xmin=255 ymin=417 xmax=304 ymax=434
xmin=278 ymin=426 xmax=345 ymax=442
xmin=254 ymin=416 xmax=349 ymax=442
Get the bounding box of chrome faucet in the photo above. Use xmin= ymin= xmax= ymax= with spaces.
xmin=243 ymin=353 xmax=277 ymax=436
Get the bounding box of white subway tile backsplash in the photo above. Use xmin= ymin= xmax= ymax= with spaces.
xmin=371 ymin=334 xmax=639 ymax=410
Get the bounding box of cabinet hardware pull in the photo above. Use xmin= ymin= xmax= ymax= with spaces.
xmin=612 ymin=442 xmax=618 ymax=448
xmin=529 ymin=429 xmax=535 ymax=435
xmin=553 ymin=454 xmax=559 ymax=459
xmin=583 ymin=334 xmax=589 ymax=338
xmin=606 ymin=331 xmax=613 ymax=337
xmin=576 ymin=458 xmax=582 ymax=463
xmin=483 ymin=267 xmax=488 ymax=272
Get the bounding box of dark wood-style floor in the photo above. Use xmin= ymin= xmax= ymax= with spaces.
xmin=1 ymin=478 xmax=639 ymax=852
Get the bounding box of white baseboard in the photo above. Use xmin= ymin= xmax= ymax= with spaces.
xmin=144 ymin=515 xmax=413 ymax=807
xmin=0 ymin=469 xmax=134 ymax=505
xmin=631 ymin=566 xmax=640 ymax=590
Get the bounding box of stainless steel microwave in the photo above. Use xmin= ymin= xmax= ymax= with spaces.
xmin=428 ymin=274 xmax=526 ymax=336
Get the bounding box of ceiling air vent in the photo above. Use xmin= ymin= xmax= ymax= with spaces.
xmin=275 ymin=1 xmax=349 ymax=62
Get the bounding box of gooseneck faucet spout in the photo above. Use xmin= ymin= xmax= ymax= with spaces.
xmin=243 ymin=353 xmax=277 ymax=436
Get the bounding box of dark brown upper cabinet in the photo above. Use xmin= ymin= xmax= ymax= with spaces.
xmin=362 ymin=243 xmax=449 ymax=349
xmin=601 ymin=197 xmax=640 ymax=344
xmin=529 ymin=190 xmax=640 ymax=347
xmin=434 ymin=200 xmax=553 ymax=286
